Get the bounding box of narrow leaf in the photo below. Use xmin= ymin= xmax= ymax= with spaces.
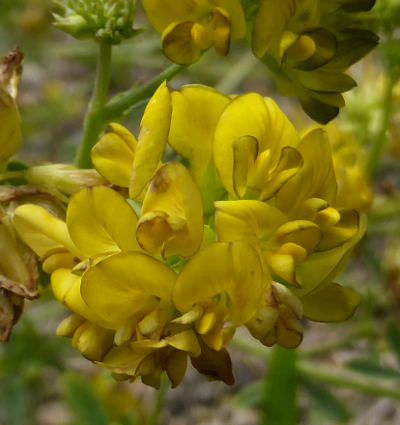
xmin=300 ymin=377 xmax=351 ymax=423
xmin=346 ymin=359 xmax=400 ymax=379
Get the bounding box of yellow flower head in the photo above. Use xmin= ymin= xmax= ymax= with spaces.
xmin=142 ymin=0 xmax=247 ymax=64
xmin=12 ymin=83 xmax=367 ymax=388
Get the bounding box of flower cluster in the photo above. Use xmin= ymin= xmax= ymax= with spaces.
xmin=11 ymin=82 xmax=365 ymax=388
xmin=53 ymin=0 xmax=138 ymax=44
xmin=142 ymin=0 xmax=378 ymax=123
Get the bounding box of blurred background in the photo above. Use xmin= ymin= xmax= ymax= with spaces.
xmin=0 ymin=1 xmax=400 ymax=424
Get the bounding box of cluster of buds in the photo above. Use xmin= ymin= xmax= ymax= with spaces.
xmin=10 ymin=82 xmax=366 ymax=388
xmin=53 ymin=0 xmax=138 ymax=44
xmin=140 ymin=0 xmax=377 ymax=123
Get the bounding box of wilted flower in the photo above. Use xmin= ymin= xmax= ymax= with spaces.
xmin=0 ymin=48 xmax=24 ymax=164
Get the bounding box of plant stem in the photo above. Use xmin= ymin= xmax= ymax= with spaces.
xmin=102 ymin=64 xmax=187 ymax=121
xmin=75 ymin=41 xmax=113 ymax=169
xmin=261 ymin=346 xmax=297 ymax=425
xmin=146 ymin=374 xmax=169 ymax=425
xmin=232 ymin=336 xmax=400 ymax=400
xmin=367 ymin=71 xmax=397 ymax=179
xmin=298 ymin=362 xmax=400 ymax=399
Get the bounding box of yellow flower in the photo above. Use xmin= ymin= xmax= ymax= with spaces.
xmin=142 ymin=0 xmax=246 ymax=64
xmin=12 ymin=186 xmax=142 ymax=359
xmin=169 ymin=84 xmax=230 ymax=183
xmin=0 ymin=48 xmax=24 ymax=163
xmin=213 ymin=92 xmax=302 ymax=200
xmin=252 ymin=0 xmax=378 ymax=123
xmin=327 ymin=123 xmax=373 ymax=213
xmin=91 ymin=82 xmax=172 ymax=199
xmin=137 ymin=162 xmax=204 ymax=258
xmin=80 ymin=251 xmax=201 ymax=388
xmin=173 ymin=241 xmax=264 ymax=350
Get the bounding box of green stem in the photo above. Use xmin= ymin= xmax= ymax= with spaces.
xmin=146 ymin=374 xmax=169 ymax=425
xmin=232 ymin=336 xmax=400 ymax=399
xmin=298 ymin=362 xmax=400 ymax=400
xmin=102 ymin=64 xmax=187 ymax=121
xmin=367 ymin=71 xmax=397 ymax=179
xmin=75 ymin=41 xmax=113 ymax=169
xmin=261 ymin=346 xmax=297 ymax=425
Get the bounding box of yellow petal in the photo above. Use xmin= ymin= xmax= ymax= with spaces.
xmin=317 ymin=209 xmax=359 ymax=251
xmin=75 ymin=322 xmax=114 ymax=361
xmin=137 ymin=162 xmax=204 ymax=258
xmin=273 ymin=220 xmax=321 ymax=253
xmin=233 ymin=136 xmax=258 ymax=198
xmin=56 ymin=313 xmax=84 ymax=337
xmin=214 ymin=93 xmax=267 ymax=197
xmin=162 ymin=21 xmax=202 ymax=64
xmin=67 ymin=186 xmax=140 ymax=258
xmin=294 ymin=214 xmax=367 ymax=296
xmin=91 ymin=123 xmax=137 ymax=187
xmin=81 ymin=252 xmax=176 ymax=326
xmin=51 ymin=268 xmax=113 ymax=328
xmin=252 ymin=0 xmax=295 ymax=58
xmin=13 ymin=204 xmax=80 ymax=258
xmin=301 ymin=282 xmax=360 ymax=322
xmin=42 ymin=251 xmax=76 ymax=274
xmin=258 ymin=146 xmax=303 ymax=201
xmin=214 ymin=94 xmax=298 ymax=197
xmin=276 ymin=128 xmax=337 ymax=216
xmin=173 ymin=241 xmax=263 ymax=325
xmin=165 ymin=329 xmax=201 ymax=357
xmin=214 ymin=0 xmax=246 ymax=39
xmin=264 ymin=252 xmax=298 ymax=286
xmin=211 ymin=7 xmax=231 ymax=56
xmin=169 ymin=85 xmax=230 ymax=182
xmin=98 ymin=344 xmax=148 ymax=376
xmin=215 ymin=200 xmax=286 ymax=247
xmin=191 ymin=22 xmax=214 ymax=50
xmin=130 ymin=82 xmax=171 ymax=198
xmin=141 ymin=0 xmax=210 ymax=33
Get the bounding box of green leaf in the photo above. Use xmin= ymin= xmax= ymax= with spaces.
xmin=387 ymin=321 xmax=400 ymax=361
xmin=261 ymin=346 xmax=297 ymax=425
xmin=300 ymin=377 xmax=351 ymax=423
xmin=60 ymin=372 xmax=110 ymax=425
xmin=346 ymin=359 xmax=400 ymax=379
xmin=231 ymin=380 xmax=263 ymax=409
xmin=7 ymin=160 xmax=29 ymax=171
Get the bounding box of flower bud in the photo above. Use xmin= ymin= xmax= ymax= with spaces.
xmin=24 ymin=164 xmax=106 ymax=197
xmin=53 ymin=0 xmax=138 ymax=44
